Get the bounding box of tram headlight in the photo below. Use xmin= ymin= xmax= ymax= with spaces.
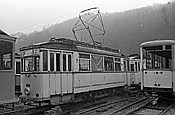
xmin=24 ymin=87 xmax=31 ymax=95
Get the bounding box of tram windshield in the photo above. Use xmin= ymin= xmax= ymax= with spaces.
xmin=142 ymin=45 xmax=172 ymax=70
xmin=0 ymin=40 xmax=13 ymax=70
xmin=23 ymin=56 xmax=40 ymax=72
xmin=24 ymin=56 xmax=40 ymax=72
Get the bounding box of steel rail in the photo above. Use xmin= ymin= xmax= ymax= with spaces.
xmin=75 ymin=97 xmax=139 ymax=115
xmin=107 ymin=96 xmax=154 ymax=115
xmin=159 ymin=103 xmax=175 ymax=115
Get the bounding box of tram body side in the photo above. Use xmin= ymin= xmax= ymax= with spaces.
xmin=16 ymin=54 xmax=142 ymax=101
xmin=20 ymin=40 xmax=128 ymax=104
xmin=0 ymin=33 xmax=17 ymax=104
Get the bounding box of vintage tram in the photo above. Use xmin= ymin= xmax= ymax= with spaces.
xmin=20 ymin=37 xmax=129 ymax=104
xmin=140 ymin=40 xmax=175 ymax=95
xmin=0 ymin=30 xmax=17 ymax=104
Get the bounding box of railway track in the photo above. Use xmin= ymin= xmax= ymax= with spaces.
xmin=97 ymin=96 xmax=174 ymax=115
xmin=73 ymin=96 xmax=148 ymax=115
xmin=0 ymin=101 xmax=52 ymax=115
xmin=129 ymin=97 xmax=175 ymax=115
xmin=107 ymin=96 xmax=155 ymax=115
xmin=42 ymin=91 xmax=130 ymax=115
xmin=0 ymin=91 xmax=129 ymax=115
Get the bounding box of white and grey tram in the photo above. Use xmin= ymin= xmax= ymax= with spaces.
xmin=0 ymin=30 xmax=17 ymax=104
xmin=20 ymin=38 xmax=129 ymax=104
xmin=140 ymin=40 xmax=175 ymax=95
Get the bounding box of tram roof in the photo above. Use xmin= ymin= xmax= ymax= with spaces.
xmin=20 ymin=37 xmax=124 ymax=57
xmin=140 ymin=40 xmax=175 ymax=47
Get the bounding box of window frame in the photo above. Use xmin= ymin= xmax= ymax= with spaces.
xmin=68 ymin=54 xmax=72 ymax=71
xmin=114 ymin=57 xmax=121 ymax=71
xmin=15 ymin=61 xmax=21 ymax=74
xmin=56 ymin=53 xmax=60 ymax=71
xmin=21 ymin=49 xmax=40 ymax=72
xmin=50 ymin=53 xmax=54 ymax=71
xmin=0 ymin=40 xmax=13 ymax=70
xmin=104 ymin=56 xmax=114 ymax=71
xmin=79 ymin=53 xmax=90 ymax=71
xmin=23 ymin=56 xmax=33 ymax=72
xmin=62 ymin=53 xmax=72 ymax=72
xmin=43 ymin=50 xmax=48 ymax=71
xmin=142 ymin=45 xmax=172 ymax=70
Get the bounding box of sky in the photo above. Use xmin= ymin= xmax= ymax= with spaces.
xmin=0 ymin=0 xmax=172 ymax=34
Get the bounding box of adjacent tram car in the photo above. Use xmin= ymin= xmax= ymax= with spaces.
xmin=15 ymin=53 xmax=22 ymax=96
xmin=0 ymin=30 xmax=17 ymax=104
xmin=140 ymin=40 xmax=175 ymax=95
xmin=20 ymin=38 xmax=128 ymax=104
xmin=127 ymin=54 xmax=141 ymax=86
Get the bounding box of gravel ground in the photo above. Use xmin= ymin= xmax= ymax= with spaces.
xmin=165 ymin=105 xmax=175 ymax=115
xmin=135 ymin=108 xmax=162 ymax=115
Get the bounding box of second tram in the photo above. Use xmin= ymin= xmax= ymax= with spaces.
xmin=140 ymin=40 xmax=175 ymax=95
xmin=127 ymin=55 xmax=141 ymax=86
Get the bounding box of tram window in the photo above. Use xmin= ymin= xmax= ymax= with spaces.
xmin=0 ymin=41 xmax=13 ymax=70
xmin=79 ymin=53 xmax=90 ymax=59
xmin=104 ymin=57 xmax=114 ymax=71
xmin=138 ymin=62 xmax=140 ymax=71
xmin=123 ymin=60 xmax=126 ymax=71
xmin=43 ymin=50 xmax=48 ymax=71
xmin=50 ymin=53 xmax=54 ymax=71
xmin=21 ymin=58 xmax=23 ymax=72
xmin=135 ymin=62 xmax=138 ymax=71
xmin=34 ymin=56 xmax=40 ymax=71
xmin=24 ymin=57 xmax=33 ymax=72
xmin=115 ymin=58 xmax=120 ymax=62
xmin=145 ymin=52 xmax=152 ymax=69
xmin=143 ymin=46 xmax=162 ymax=50
xmin=91 ymin=55 xmax=103 ymax=71
xmin=154 ymin=54 xmax=161 ymax=68
xmin=56 ymin=54 xmax=60 ymax=71
xmin=166 ymin=45 xmax=171 ymax=50
xmin=63 ymin=54 xmax=66 ymax=71
xmin=114 ymin=58 xmax=121 ymax=71
xmin=16 ymin=62 xmax=21 ymax=74
xmin=115 ymin=63 xmax=121 ymax=71
xmin=127 ymin=60 xmax=130 ymax=71
xmin=143 ymin=48 xmax=172 ymax=69
xmin=79 ymin=53 xmax=90 ymax=71
xmin=131 ymin=64 xmax=134 ymax=71
xmin=68 ymin=54 xmax=72 ymax=71
xmin=79 ymin=60 xmax=90 ymax=71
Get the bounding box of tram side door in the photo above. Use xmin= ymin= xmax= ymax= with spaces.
xmin=61 ymin=53 xmax=73 ymax=94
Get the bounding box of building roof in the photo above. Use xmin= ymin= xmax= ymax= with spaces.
xmin=0 ymin=29 xmax=16 ymax=41
xmin=0 ymin=29 xmax=9 ymax=36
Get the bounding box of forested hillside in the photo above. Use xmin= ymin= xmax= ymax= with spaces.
xmin=14 ymin=2 xmax=175 ymax=55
